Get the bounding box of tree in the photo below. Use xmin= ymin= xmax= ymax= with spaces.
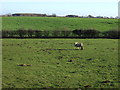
xmin=87 ymin=15 xmax=94 ymax=18
xmin=51 ymin=13 xmax=56 ymax=17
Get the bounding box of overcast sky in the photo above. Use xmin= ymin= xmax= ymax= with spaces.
xmin=1 ymin=0 xmax=119 ymax=17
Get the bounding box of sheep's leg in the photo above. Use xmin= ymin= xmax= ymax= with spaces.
xmin=81 ymin=46 xmax=84 ymax=50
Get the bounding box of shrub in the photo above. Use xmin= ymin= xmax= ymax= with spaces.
xmin=72 ymin=29 xmax=100 ymax=38
xmin=61 ymin=30 xmax=72 ymax=37
xmin=0 ymin=31 xmax=2 ymax=38
xmin=103 ymin=30 xmax=119 ymax=38
xmin=72 ymin=29 xmax=83 ymax=37
xmin=2 ymin=30 xmax=9 ymax=37
xmin=42 ymin=31 xmax=50 ymax=37
xmin=52 ymin=30 xmax=61 ymax=37
xmin=27 ymin=30 xmax=34 ymax=38
xmin=35 ymin=30 xmax=43 ymax=38
xmin=17 ymin=29 xmax=27 ymax=38
xmin=9 ymin=31 xmax=18 ymax=37
xmin=82 ymin=29 xmax=100 ymax=38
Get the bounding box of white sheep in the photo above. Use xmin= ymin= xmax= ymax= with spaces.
xmin=74 ymin=42 xmax=84 ymax=50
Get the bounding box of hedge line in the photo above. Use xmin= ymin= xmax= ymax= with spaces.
xmin=1 ymin=29 xmax=120 ymax=39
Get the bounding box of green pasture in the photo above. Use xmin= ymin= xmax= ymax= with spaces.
xmin=2 ymin=39 xmax=118 ymax=88
xmin=2 ymin=17 xmax=118 ymax=31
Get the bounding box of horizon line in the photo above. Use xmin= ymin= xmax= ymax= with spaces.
xmin=1 ymin=12 xmax=118 ymax=17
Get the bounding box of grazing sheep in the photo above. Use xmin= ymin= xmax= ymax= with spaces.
xmin=74 ymin=42 xmax=84 ymax=50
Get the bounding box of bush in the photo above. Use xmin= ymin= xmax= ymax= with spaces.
xmin=42 ymin=31 xmax=50 ymax=37
xmin=0 ymin=31 xmax=2 ymax=38
xmin=61 ymin=30 xmax=72 ymax=37
xmin=27 ymin=30 xmax=34 ymax=38
xmin=52 ymin=30 xmax=61 ymax=37
xmin=103 ymin=30 xmax=119 ymax=38
xmin=82 ymin=29 xmax=100 ymax=38
xmin=10 ymin=31 xmax=18 ymax=37
xmin=17 ymin=29 xmax=27 ymax=38
xmin=2 ymin=30 xmax=9 ymax=37
xmin=35 ymin=30 xmax=43 ymax=38
xmin=72 ymin=29 xmax=100 ymax=38
xmin=72 ymin=29 xmax=83 ymax=37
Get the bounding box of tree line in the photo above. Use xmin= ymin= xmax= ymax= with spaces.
xmin=1 ymin=13 xmax=119 ymax=19
xmin=1 ymin=29 xmax=120 ymax=39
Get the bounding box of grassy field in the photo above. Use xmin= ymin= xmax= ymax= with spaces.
xmin=2 ymin=39 xmax=118 ymax=88
xmin=2 ymin=17 xmax=118 ymax=31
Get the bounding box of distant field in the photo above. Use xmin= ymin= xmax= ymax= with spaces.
xmin=2 ymin=17 xmax=118 ymax=31
xmin=2 ymin=39 xmax=118 ymax=88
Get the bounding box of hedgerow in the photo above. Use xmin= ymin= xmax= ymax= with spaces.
xmin=1 ymin=29 xmax=119 ymax=38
